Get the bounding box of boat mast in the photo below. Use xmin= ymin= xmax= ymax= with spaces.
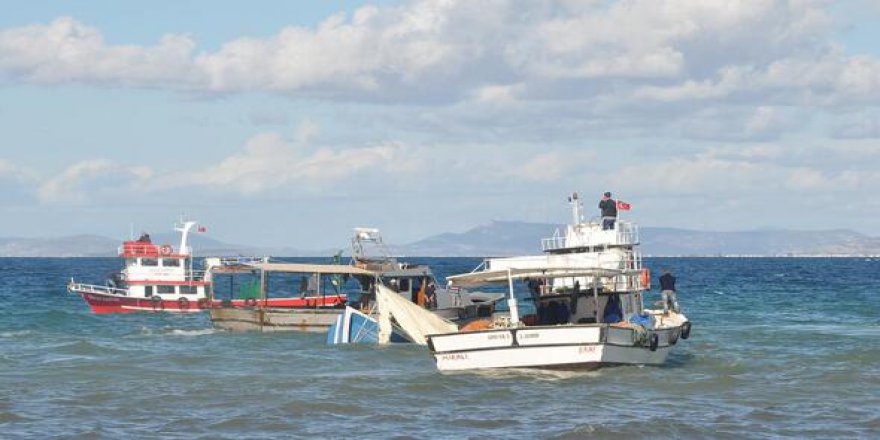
xmin=569 ymin=192 xmax=583 ymax=225
xmin=175 ymin=220 xmax=198 ymax=255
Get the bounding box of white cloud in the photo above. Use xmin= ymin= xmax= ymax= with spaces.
xmin=609 ymin=145 xmax=880 ymax=198
xmin=680 ymin=106 xmax=799 ymax=141
xmin=37 ymin=159 xmax=153 ymax=204
xmin=176 ymin=132 xmax=417 ymax=194
xmin=0 ymin=0 xmax=870 ymax=111
xmin=832 ymin=112 xmax=880 ymax=139
xmin=506 ymin=151 xmax=597 ymax=182
xmin=0 ymin=17 xmax=196 ymax=86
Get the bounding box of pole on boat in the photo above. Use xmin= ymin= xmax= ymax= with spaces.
xmin=507 ymin=268 xmax=520 ymax=326
xmin=260 ymin=268 xmax=266 ymax=304
xmin=315 ymin=271 xmax=321 ymax=310
xmin=569 ymin=192 xmax=582 ymax=225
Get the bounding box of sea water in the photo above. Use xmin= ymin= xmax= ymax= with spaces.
xmin=1 ymin=257 xmax=878 ymax=439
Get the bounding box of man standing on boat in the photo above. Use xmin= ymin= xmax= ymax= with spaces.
xmin=599 ymin=192 xmax=617 ymax=230
xmin=659 ymin=269 xmax=680 ymax=313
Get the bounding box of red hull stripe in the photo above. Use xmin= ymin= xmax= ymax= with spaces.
xmin=74 ymin=290 xmax=346 ymax=314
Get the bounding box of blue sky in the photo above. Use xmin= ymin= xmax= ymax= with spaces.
xmin=1 ymin=1 xmax=879 ymax=249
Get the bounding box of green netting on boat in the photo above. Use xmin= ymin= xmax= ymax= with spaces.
xmin=237 ymin=280 xmax=260 ymax=300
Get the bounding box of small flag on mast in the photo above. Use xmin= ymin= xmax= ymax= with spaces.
xmin=197 ymin=225 xmax=208 ymax=233
xmin=617 ymin=201 xmax=632 ymax=211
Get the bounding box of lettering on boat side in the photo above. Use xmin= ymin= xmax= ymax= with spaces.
xmin=519 ymin=332 xmax=539 ymax=339
xmin=440 ymin=353 xmax=468 ymax=361
xmin=578 ymin=346 xmax=597 ymax=354
xmin=487 ymin=333 xmax=511 ymax=341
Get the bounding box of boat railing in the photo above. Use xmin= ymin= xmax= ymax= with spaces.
xmin=186 ymin=270 xmax=208 ymax=282
xmin=118 ymin=244 xmax=193 ymax=257
xmin=541 ymin=229 xmax=567 ymax=252
xmin=541 ymin=221 xmax=640 ymax=252
xmin=552 ymin=272 xmax=647 ymax=293
xmin=68 ymin=282 xmax=129 ymax=297
xmin=216 ymin=256 xmax=269 ymax=267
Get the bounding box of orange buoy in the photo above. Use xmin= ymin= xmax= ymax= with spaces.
xmin=640 ymin=268 xmax=651 ymax=289
xmin=459 ymin=319 xmax=492 ymax=332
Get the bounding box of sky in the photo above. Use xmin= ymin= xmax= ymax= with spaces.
xmin=1 ymin=0 xmax=879 ymax=248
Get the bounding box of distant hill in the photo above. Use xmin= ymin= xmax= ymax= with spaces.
xmin=396 ymin=221 xmax=563 ymax=257
xmin=0 ymin=233 xmax=317 ymax=258
xmin=1 ymin=221 xmax=879 ymax=257
xmin=0 ymin=235 xmax=119 ymax=258
xmin=397 ymin=221 xmax=880 ymax=257
xmin=639 ymin=227 xmax=880 ymax=256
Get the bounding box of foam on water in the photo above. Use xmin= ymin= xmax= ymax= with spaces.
xmin=0 ymin=257 xmax=878 ymax=438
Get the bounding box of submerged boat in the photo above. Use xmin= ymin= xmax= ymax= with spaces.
xmin=67 ymin=221 xmax=211 ymax=313
xmin=377 ymin=192 xmax=692 ymax=371
xmin=327 ymin=228 xmax=501 ymax=344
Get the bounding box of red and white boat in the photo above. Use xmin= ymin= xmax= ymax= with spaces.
xmin=68 ymin=220 xmax=348 ymax=314
xmin=68 ymin=220 xmax=212 ymax=313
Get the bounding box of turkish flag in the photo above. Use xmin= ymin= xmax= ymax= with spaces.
xmin=197 ymin=225 xmax=208 ymax=233
xmin=617 ymin=200 xmax=632 ymax=211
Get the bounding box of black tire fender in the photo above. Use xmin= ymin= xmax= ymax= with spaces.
xmin=150 ymin=295 xmax=164 ymax=311
xmin=681 ymin=321 xmax=692 ymax=340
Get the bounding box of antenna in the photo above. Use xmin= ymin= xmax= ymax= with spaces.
xmin=569 ymin=191 xmax=583 ymax=225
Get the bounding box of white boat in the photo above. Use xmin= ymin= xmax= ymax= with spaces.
xmin=380 ymin=192 xmax=691 ymax=371
xmin=67 ymin=220 xmax=211 ymax=313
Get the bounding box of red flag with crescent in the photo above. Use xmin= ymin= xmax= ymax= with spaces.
xmin=617 ymin=201 xmax=632 ymax=211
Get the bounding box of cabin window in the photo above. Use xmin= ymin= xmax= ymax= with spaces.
xmin=142 ymin=258 xmax=159 ymax=267
xmin=398 ymin=278 xmax=411 ymax=293
xmin=179 ymin=285 xmax=198 ymax=295
xmin=144 ymin=286 xmax=153 ymax=297
xmin=157 ymin=285 xmax=176 ymax=294
xmin=162 ymin=258 xmax=181 ymax=267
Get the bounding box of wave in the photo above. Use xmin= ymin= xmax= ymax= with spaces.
xmin=168 ymin=328 xmax=216 ymax=337
xmin=0 ymin=330 xmax=32 ymax=338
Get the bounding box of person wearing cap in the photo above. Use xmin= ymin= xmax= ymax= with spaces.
xmin=598 ymin=191 xmax=617 ymax=230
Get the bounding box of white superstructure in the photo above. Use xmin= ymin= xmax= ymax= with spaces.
xmin=381 ymin=192 xmax=692 ymax=371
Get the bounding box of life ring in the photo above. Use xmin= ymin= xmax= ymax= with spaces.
xmin=640 ymin=268 xmax=651 ymax=290
xmin=196 ymin=298 xmax=209 ymax=309
xmin=178 ymin=297 xmax=190 ymax=311
xmin=159 ymin=245 xmax=173 ymax=255
xmin=244 ymin=297 xmax=257 ymax=307
xmin=649 ymin=333 xmax=659 ymax=351
xmin=681 ymin=321 xmax=692 ymax=340
xmin=150 ymin=295 xmax=164 ymax=311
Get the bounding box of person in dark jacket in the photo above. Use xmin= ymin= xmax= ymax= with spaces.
xmin=598 ymin=192 xmax=617 ymax=230
xmin=658 ymin=269 xmax=679 ymax=313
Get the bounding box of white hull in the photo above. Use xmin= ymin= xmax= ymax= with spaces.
xmin=429 ymin=324 xmax=685 ymax=371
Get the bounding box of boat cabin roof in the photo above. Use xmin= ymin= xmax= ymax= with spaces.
xmin=446 ymin=267 xmax=640 ymax=287
xmin=248 ymin=262 xmax=375 ymax=276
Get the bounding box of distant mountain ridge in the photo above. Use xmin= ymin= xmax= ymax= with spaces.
xmin=396 ymin=221 xmax=880 ymax=257
xmin=0 ymin=232 xmax=318 ymax=258
xmin=1 ymin=221 xmax=879 ymax=257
